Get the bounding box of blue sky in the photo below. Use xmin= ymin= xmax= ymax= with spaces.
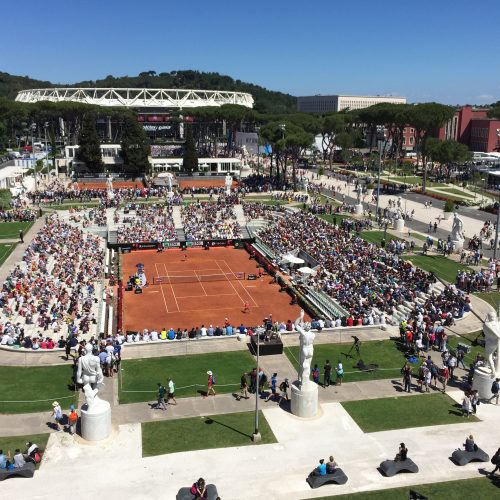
xmin=1 ymin=0 xmax=499 ymax=104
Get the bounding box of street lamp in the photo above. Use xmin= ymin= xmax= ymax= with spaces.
xmin=252 ymin=328 xmax=262 ymax=443
xmin=255 ymin=126 xmax=261 ymax=175
xmin=376 ymin=137 xmax=384 ymax=220
xmin=31 ymin=123 xmax=38 ymax=191
xmin=44 ymin=122 xmax=50 ymax=180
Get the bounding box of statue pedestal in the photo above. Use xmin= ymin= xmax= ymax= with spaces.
xmin=291 ymin=380 xmax=318 ymax=418
xmin=472 ymin=366 xmax=496 ymax=399
xmin=451 ymin=239 xmax=464 ymax=253
xmin=394 ymin=218 xmax=405 ymax=231
xmin=81 ymin=400 xmax=112 ymax=441
xmin=354 ymin=203 xmax=363 ymax=215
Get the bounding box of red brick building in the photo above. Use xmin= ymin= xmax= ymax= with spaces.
xmin=440 ymin=105 xmax=500 ymax=152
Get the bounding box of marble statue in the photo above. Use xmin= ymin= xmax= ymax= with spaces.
xmin=483 ymin=311 xmax=500 ymax=377
xmin=106 ymin=176 xmax=114 ymax=200
xmin=356 ymin=185 xmax=362 ymax=204
xmin=295 ymin=309 xmax=315 ymax=384
xmin=77 ymin=347 xmax=104 ymax=389
xmin=225 ymin=174 xmax=232 ymax=195
xmin=82 ymin=383 xmax=106 ymax=411
xmin=450 ymin=212 xmax=465 ymax=241
xmin=303 ymin=176 xmax=309 ymax=194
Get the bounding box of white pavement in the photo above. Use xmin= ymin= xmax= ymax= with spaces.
xmin=303 ymin=171 xmax=496 ymax=240
xmin=3 ymin=389 xmax=498 ymax=499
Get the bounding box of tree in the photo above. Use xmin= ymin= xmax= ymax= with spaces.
xmin=77 ymin=112 xmax=103 ymax=172
xmin=424 ymin=138 xmax=471 ymax=178
xmin=406 ymin=103 xmax=455 ymax=191
xmin=120 ymin=114 xmax=151 ymax=173
xmin=182 ymin=124 xmax=198 ymax=174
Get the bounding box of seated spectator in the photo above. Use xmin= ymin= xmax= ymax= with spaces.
xmin=313 ymin=458 xmax=327 ymax=476
xmin=395 ymin=443 xmax=408 ymax=462
xmin=326 ymin=455 xmax=337 ymax=473
xmin=464 ymin=434 xmax=477 ymax=452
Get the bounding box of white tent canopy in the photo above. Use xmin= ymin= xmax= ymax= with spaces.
xmin=281 ymin=254 xmax=305 ymax=265
xmin=298 ymin=266 xmax=315 ymax=275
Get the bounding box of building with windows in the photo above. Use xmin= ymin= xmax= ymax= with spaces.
xmin=297 ymin=94 xmax=406 ymax=113
xmin=439 ymin=105 xmax=500 ymax=153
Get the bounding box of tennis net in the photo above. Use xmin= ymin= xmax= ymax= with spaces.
xmin=152 ymin=272 xmax=245 ymax=285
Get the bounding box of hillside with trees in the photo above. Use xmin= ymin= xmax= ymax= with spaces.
xmin=0 ymin=70 xmax=296 ymax=114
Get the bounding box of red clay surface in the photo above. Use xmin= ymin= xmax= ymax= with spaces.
xmin=121 ymin=247 xmax=303 ymax=331
xmin=177 ymin=179 xmax=236 ymax=189
xmin=75 ymin=181 xmax=144 ymax=190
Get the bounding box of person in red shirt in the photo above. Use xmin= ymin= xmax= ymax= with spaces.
xmin=347 ymin=317 xmax=354 ymax=327
xmin=441 ymin=365 xmax=449 ymax=392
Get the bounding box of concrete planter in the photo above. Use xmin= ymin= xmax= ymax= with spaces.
xmin=443 ymin=211 xmax=453 ymax=220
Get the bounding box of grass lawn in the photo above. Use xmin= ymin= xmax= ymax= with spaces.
xmin=359 ymin=231 xmax=416 ymax=249
xmin=0 ymin=243 xmax=16 ymax=266
xmin=317 ymin=213 xmax=352 ymax=224
xmin=342 ymin=393 xmax=479 ymax=433
xmin=425 ymin=189 xmax=474 ymax=204
xmin=284 ymin=340 xmax=407 ymax=384
xmin=475 ymin=291 xmax=500 ymax=311
xmin=439 ymin=187 xmax=475 ymax=198
xmin=448 ymin=331 xmax=485 ymax=365
xmin=119 ymin=350 xmax=256 ymax=404
xmin=403 ymin=255 xmax=472 ymax=283
xmin=0 ymin=433 xmax=49 ymax=468
xmin=0 ymin=221 xmax=34 ymax=239
xmin=142 ymin=410 xmax=276 ymax=456
xmin=0 ymin=365 xmax=77 ymax=414
xmin=312 ymin=478 xmax=500 ymax=500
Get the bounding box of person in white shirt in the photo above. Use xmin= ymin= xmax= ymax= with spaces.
xmin=200 ymin=325 xmax=207 ymax=336
xmin=13 ymin=449 xmax=26 ymax=468
xmin=151 ymin=329 xmax=159 ymax=341
xmin=143 ymin=332 xmax=150 ymax=342
xmin=126 ymin=333 xmax=134 ymax=343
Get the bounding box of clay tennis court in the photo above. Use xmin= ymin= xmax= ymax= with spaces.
xmin=76 ymin=181 xmax=144 ymax=190
xmin=121 ymin=246 xmax=303 ymax=331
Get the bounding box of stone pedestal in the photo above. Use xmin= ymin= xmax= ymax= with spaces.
xmin=81 ymin=400 xmax=112 ymax=441
xmin=472 ymin=366 xmax=495 ymax=399
xmin=291 ymin=380 xmax=318 ymax=418
xmin=394 ymin=218 xmax=405 ymax=231
xmin=354 ymin=203 xmax=363 ymax=215
xmin=451 ymin=239 xmax=464 ymax=253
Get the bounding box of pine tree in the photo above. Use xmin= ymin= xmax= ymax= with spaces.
xmin=77 ymin=113 xmax=103 ymax=172
xmin=182 ymin=124 xmax=198 ymax=174
xmin=120 ymin=114 xmax=151 ymax=173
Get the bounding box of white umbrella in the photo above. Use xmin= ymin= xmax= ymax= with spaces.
xmin=298 ymin=266 xmax=315 ymax=275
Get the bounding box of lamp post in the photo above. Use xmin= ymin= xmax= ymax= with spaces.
xmin=31 ymin=123 xmax=38 ymax=191
xmin=44 ymin=122 xmax=49 ymax=180
xmin=492 ymin=131 xmax=500 ymax=260
xmin=255 ymin=126 xmax=261 ymax=175
xmin=376 ymin=138 xmax=384 ymax=220
xmin=252 ymin=328 xmax=262 ymax=442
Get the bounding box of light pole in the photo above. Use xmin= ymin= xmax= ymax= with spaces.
xmin=252 ymin=329 xmax=262 ymax=442
xmin=493 ymin=129 xmax=500 ymax=261
xmin=44 ymin=122 xmax=49 ymax=180
xmin=31 ymin=123 xmax=38 ymax=191
xmin=376 ymin=138 xmax=384 ymax=219
xmin=255 ymin=126 xmax=261 ymax=175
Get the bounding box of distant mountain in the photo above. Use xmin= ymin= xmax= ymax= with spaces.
xmin=0 ymin=70 xmax=297 ymax=114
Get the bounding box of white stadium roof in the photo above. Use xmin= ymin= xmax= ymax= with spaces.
xmin=15 ymin=88 xmax=254 ymax=109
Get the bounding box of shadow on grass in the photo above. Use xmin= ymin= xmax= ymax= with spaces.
xmin=391 ymin=379 xmax=405 ymax=393
xmin=203 ymin=417 xmax=251 ymax=439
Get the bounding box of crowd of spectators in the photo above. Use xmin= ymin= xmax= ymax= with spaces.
xmin=0 ymin=208 xmax=37 ymax=222
xmin=257 ymin=211 xmax=466 ymax=325
xmin=182 ymin=200 xmax=242 ymax=240
xmin=456 ymin=267 xmax=497 ymax=293
xmin=0 ymin=215 xmax=103 ymax=347
xmin=242 ymin=202 xmax=286 ymax=221
xmin=117 ymin=204 xmax=176 ymax=243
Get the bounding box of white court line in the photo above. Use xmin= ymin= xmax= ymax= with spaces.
xmin=220 ymin=259 xmax=258 ymax=307
xmin=194 ymin=270 xmax=208 ymax=296
xmin=162 ymin=263 xmax=180 ymax=312
xmin=154 ymin=263 xmax=169 ymax=313
xmin=214 ymin=260 xmax=246 ymax=306
xmin=174 ymin=293 xmax=238 ymax=299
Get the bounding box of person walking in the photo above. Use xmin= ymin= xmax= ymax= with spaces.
xmin=51 ymin=401 xmax=63 ymax=432
xmin=167 ymin=378 xmax=177 ymax=405
xmin=489 ymin=378 xmax=500 ymax=405
xmin=312 ymin=364 xmax=320 ymax=384
xmin=68 ymin=405 xmax=78 ymax=435
xmin=336 ymin=361 xmax=344 ymax=386
xmin=156 ymin=383 xmax=167 ymax=410
xmin=237 ymin=372 xmax=249 ymax=400
xmin=205 ymin=371 xmax=216 ymax=397
xmin=489 ymin=447 xmax=500 ymax=477
xmin=265 ymin=373 xmax=278 ymax=402
xmin=249 ymin=367 xmax=257 ymax=393
xmin=19 ymin=230 xmax=24 ymax=243
xmin=402 ymin=363 xmax=412 ymax=393
xmin=323 ymin=360 xmax=332 ymax=387
xmin=279 ymin=378 xmax=290 ymax=404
